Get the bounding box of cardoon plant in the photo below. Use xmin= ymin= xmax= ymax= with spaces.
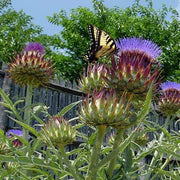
xmin=7 ymin=42 xmax=54 ymax=141
xmin=8 ymin=46 xmax=54 ymax=87
xmin=143 ymin=81 xmax=180 ymax=180
xmin=41 ymin=115 xmax=76 ymax=147
xmin=158 ymin=81 xmax=180 ymax=116
xmin=40 ymin=115 xmax=80 ymax=179
xmin=105 ymin=37 xmax=161 ymax=101
xmin=79 ymin=89 xmax=133 ymax=127
xmin=2 ymin=32 xmax=178 ymax=179
xmin=78 ymin=37 xmax=160 ymax=179
xmin=105 ymin=38 xmax=161 ymax=179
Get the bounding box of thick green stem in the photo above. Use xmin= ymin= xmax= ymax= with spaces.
xmin=86 ymin=125 xmax=106 ymax=180
xmin=107 ymin=128 xmax=124 ymax=179
xmin=23 ymin=84 xmax=33 ymax=141
xmin=58 ymin=144 xmax=82 ymax=180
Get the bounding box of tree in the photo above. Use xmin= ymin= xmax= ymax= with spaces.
xmin=0 ymin=0 xmax=42 ymax=130
xmin=47 ymin=0 xmax=180 ymax=82
xmin=0 ymin=0 xmax=42 ymax=63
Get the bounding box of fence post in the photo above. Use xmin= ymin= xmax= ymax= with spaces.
xmin=0 ymin=62 xmax=12 ymax=131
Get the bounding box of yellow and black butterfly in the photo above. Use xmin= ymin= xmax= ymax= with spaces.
xmin=85 ymin=25 xmax=117 ymax=63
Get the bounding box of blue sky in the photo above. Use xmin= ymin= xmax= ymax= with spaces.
xmin=11 ymin=0 xmax=179 ymax=35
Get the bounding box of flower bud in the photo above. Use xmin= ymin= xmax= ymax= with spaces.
xmin=6 ymin=129 xmax=24 ymax=147
xmin=79 ymin=89 xmax=135 ymax=128
xmin=158 ymin=81 xmax=180 ymax=116
xmin=78 ymin=62 xmax=107 ymax=94
xmin=41 ymin=116 xmax=76 ymax=146
xmin=8 ymin=49 xmax=54 ymax=87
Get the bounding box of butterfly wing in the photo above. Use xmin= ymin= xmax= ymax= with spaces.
xmin=85 ymin=25 xmax=116 ymax=62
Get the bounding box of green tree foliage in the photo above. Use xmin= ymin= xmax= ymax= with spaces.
xmin=47 ymin=0 xmax=180 ymax=82
xmin=0 ymin=0 xmax=42 ymax=63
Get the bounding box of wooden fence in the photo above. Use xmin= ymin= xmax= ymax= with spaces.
xmin=0 ymin=72 xmax=80 ymax=124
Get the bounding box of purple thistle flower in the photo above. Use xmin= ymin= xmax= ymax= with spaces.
xmin=7 ymin=129 xmax=24 ymax=147
xmin=24 ymin=42 xmax=45 ymax=54
xmin=115 ymin=37 xmax=162 ymax=59
xmin=7 ymin=129 xmax=23 ymax=138
xmin=160 ymin=81 xmax=180 ymax=91
xmin=158 ymin=81 xmax=180 ymax=116
xmin=8 ymin=50 xmax=54 ymax=87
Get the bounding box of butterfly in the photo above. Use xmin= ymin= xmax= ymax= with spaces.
xmin=85 ymin=25 xmax=117 ymax=63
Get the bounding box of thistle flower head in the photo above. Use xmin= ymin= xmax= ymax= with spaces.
xmin=102 ymin=38 xmax=162 ymax=101
xmin=6 ymin=129 xmax=24 ymax=147
xmin=116 ymin=37 xmax=161 ymax=61
xmin=158 ymin=81 xmax=180 ymax=116
xmin=24 ymin=42 xmax=45 ymax=54
xmin=8 ymin=51 xmax=54 ymax=87
xmin=7 ymin=129 xmax=23 ymax=138
xmin=78 ymin=62 xmax=107 ymax=94
xmin=41 ymin=116 xmax=76 ymax=146
xmin=160 ymin=81 xmax=180 ymax=91
xmin=79 ymin=89 xmax=135 ymax=128
xmin=104 ymin=56 xmax=161 ymax=101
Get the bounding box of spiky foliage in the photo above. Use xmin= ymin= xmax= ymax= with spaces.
xmin=41 ymin=116 xmax=76 ymax=146
xmin=78 ymin=62 xmax=107 ymax=94
xmin=158 ymin=81 xmax=180 ymax=116
xmin=79 ymin=89 xmax=135 ymax=128
xmin=8 ymin=51 xmax=54 ymax=87
xmin=104 ymin=57 xmax=160 ymax=100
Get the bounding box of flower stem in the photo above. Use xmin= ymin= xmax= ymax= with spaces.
xmin=58 ymin=144 xmax=82 ymax=180
xmin=86 ymin=125 xmax=106 ymax=180
xmin=107 ymin=128 xmax=124 ymax=179
xmin=23 ymin=84 xmax=33 ymax=141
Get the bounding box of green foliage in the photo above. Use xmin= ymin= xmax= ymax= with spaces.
xmin=0 ymin=0 xmax=42 ymax=63
xmin=47 ymin=0 xmax=180 ymax=81
xmin=0 ymin=82 xmax=180 ymax=179
xmin=0 ymin=0 xmax=11 ymax=10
